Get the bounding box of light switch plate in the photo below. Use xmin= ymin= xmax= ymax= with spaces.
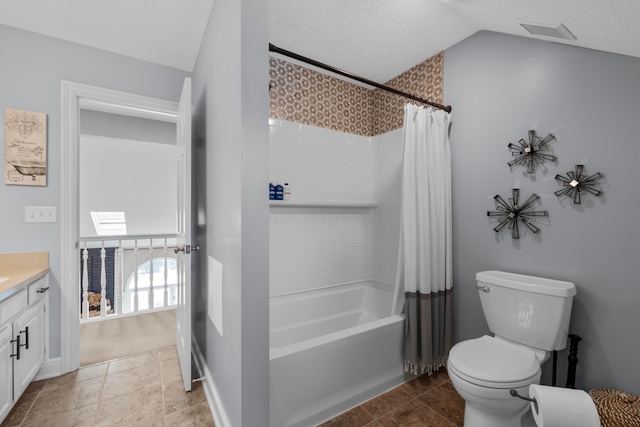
xmin=25 ymin=206 xmax=57 ymax=223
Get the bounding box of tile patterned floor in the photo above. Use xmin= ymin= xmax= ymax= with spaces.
xmin=1 ymin=347 xmax=214 ymax=427
xmin=3 ymin=351 xmax=463 ymax=427
xmin=320 ymin=370 xmax=465 ymax=427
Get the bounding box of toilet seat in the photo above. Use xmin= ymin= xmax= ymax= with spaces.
xmin=448 ymin=335 xmax=540 ymax=389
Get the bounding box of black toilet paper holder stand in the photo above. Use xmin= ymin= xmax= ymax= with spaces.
xmin=509 ymin=334 xmax=583 ymax=417
xmin=510 ymin=389 xmax=539 ymax=415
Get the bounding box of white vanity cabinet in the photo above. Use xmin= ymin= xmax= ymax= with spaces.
xmin=12 ymin=298 xmax=46 ymax=398
xmin=0 ymin=326 xmax=13 ymax=421
xmin=0 ymin=274 xmax=48 ymax=422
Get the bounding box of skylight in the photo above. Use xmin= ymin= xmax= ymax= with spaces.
xmin=90 ymin=211 xmax=127 ymax=236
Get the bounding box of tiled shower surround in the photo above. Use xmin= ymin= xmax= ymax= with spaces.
xmin=269 ymin=51 xmax=445 ymax=295
xmin=269 ymin=51 xmax=444 ymax=137
xmin=269 ymin=119 xmax=403 ymax=296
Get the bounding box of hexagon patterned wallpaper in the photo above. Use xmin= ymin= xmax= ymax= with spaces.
xmin=269 ymin=52 xmax=444 ymax=137
xmin=372 ymin=52 xmax=444 ymax=136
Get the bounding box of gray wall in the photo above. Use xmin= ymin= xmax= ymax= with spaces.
xmin=81 ymin=110 xmax=176 ymax=145
xmin=445 ymin=31 xmax=640 ymax=394
xmin=191 ymin=0 xmax=269 ymax=425
xmin=0 ymin=23 xmax=189 ymax=357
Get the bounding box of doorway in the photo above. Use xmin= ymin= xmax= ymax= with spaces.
xmin=60 ymin=81 xmax=191 ymax=381
xmin=77 ymin=108 xmax=179 ymax=365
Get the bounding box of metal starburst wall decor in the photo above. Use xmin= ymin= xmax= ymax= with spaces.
xmin=507 ymin=130 xmax=557 ymax=173
xmin=487 ymin=189 xmax=549 ymax=240
xmin=555 ymin=164 xmax=603 ymax=204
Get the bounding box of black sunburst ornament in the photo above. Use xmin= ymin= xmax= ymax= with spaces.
xmin=487 ymin=189 xmax=549 ymax=239
xmin=554 ymin=165 xmax=603 ymax=204
xmin=507 ymin=130 xmax=557 ymax=173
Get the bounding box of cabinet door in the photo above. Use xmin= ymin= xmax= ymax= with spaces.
xmin=12 ymin=300 xmax=45 ymax=400
xmin=0 ymin=326 xmax=13 ymax=421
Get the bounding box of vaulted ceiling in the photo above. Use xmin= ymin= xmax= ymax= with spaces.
xmin=1 ymin=0 xmax=639 ymax=83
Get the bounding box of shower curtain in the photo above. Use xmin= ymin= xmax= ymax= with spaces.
xmin=393 ymin=103 xmax=453 ymax=376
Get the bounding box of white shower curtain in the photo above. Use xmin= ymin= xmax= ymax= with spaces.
xmin=393 ymin=103 xmax=453 ymax=376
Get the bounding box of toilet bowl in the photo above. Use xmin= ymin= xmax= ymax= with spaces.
xmin=448 ymin=335 xmax=543 ymax=427
xmin=450 ymin=271 xmax=576 ymax=427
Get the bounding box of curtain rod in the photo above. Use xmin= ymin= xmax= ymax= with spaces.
xmin=269 ymin=43 xmax=452 ymax=114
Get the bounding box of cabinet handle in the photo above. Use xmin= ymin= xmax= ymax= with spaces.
xmin=20 ymin=327 xmax=29 ymax=350
xmin=10 ymin=335 xmax=21 ymax=360
xmin=36 ymin=287 xmax=49 ymax=294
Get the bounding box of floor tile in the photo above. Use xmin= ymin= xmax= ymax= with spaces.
xmin=160 ymin=347 xmax=179 ymax=361
xmin=163 ymin=378 xmax=207 ymax=415
xmin=418 ymin=381 xmax=465 ymax=427
xmin=42 ymin=363 xmax=108 ymax=392
xmin=21 ymin=403 xmax=98 ymax=427
xmin=102 ymin=362 xmax=161 ymax=401
xmin=0 ymin=391 xmax=38 ymax=427
xmin=361 ymin=387 xmax=414 ymax=419
xmin=22 ymin=379 xmax=47 ymax=395
xmin=95 ymin=383 xmax=164 ymax=427
xmin=164 ymin=401 xmax=215 ymax=427
xmin=4 ymin=345 xmax=218 ymax=427
xmin=3 ymin=344 xmax=467 ymax=427
xmin=399 ymin=370 xmax=449 ymax=398
xmin=160 ymin=355 xmax=184 ymax=385
xmin=28 ymin=377 xmax=103 ymax=419
xmin=319 ymin=406 xmax=375 ymax=427
xmin=377 ymin=399 xmax=455 ymax=427
xmin=107 ymin=351 xmax=160 ymax=375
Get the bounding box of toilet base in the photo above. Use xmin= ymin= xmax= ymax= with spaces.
xmin=463 ymin=403 xmax=537 ymax=427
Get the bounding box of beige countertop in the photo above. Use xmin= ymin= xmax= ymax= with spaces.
xmin=0 ymin=252 xmax=49 ymax=295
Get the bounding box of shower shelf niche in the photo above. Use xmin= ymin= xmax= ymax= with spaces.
xmin=269 ymin=201 xmax=377 ymax=208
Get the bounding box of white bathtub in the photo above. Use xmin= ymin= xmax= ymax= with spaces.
xmin=269 ymin=281 xmax=406 ymax=427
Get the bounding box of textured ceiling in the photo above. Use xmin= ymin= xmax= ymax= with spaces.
xmin=269 ymin=0 xmax=640 ymax=82
xmin=269 ymin=0 xmax=478 ymax=82
xmin=0 ymin=0 xmax=639 ymax=80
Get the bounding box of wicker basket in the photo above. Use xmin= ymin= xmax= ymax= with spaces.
xmin=589 ymin=388 xmax=640 ymax=427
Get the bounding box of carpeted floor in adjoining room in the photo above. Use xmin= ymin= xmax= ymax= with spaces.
xmin=80 ymin=309 xmax=176 ymax=366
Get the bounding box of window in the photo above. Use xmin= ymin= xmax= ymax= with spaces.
xmin=124 ymin=256 xmax=177 ymax=312
xmin=90 ymin=211 xmax=127 ymax=236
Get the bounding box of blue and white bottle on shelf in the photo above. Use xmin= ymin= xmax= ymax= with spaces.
xmin=269 ymin=183 xmax=276 ymax=200
xmin=275 ymin=183 xmax=284 ymax=200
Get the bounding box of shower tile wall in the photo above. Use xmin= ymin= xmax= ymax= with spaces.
xmin=269 ymin=51 xmax=443 ymax=295
xmin=269 ymin=119 xmax=373 ymax=203
xmin=269 ymin=119 xmax=375 ymax=296
xmin=372 ymin=128 xmax=404 ymax=286
xmin=269 ymin=120 xmax=405 ymax=295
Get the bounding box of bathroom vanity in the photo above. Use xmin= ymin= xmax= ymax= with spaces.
xmin=0 ymin=252 xmax=49 ymax=422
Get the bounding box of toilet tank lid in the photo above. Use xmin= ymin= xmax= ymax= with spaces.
xmin=476 ymin=270 xmax=576 ymax=297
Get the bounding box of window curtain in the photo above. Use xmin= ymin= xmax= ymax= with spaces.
xmin=393 ymin=103 xmax=453 ymax=375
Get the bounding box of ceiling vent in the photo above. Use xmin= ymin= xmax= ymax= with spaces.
xmin=519 ymin=21 xmax=577 ymax=41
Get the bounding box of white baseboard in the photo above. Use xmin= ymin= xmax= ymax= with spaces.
xmin=192 ymin=337 xmax=232 ymax=427
xmin=34 ymin=357 xmax=63 ymax=381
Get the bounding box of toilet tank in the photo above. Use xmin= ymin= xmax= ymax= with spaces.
xmin=476 ymin=271 xmax=576 ymax=351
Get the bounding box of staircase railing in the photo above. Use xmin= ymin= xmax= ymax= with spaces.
xmin=78 ymin=234 xmax=178 ymax=323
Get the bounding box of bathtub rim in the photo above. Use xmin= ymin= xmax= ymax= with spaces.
xmin=269 ymin=279 xmax=402 ymax=359
xmin=270 ymin=313 xmax=405 ymax=359
xmin=269 ymin=278 xmax=394 ymax=299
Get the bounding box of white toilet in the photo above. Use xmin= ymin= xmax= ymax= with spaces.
xmin=448 ymin=270 xmax=576 ymax=427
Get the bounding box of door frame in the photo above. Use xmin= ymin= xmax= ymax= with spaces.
xmin=60 ymin=81 xmax=178 ymax=373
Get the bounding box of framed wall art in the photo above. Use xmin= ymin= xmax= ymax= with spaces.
xmin=4 ymin=108 xmax=47 ymax=186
